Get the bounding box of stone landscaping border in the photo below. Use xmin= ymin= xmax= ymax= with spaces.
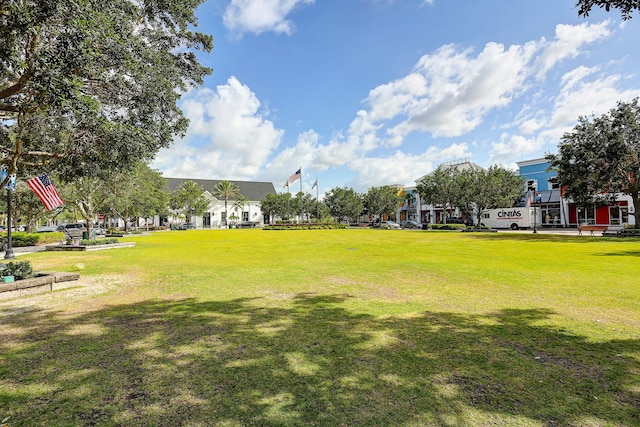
xmin=0 ymin=271 xmax=80 ymax=299
xmin=45 ymin=242 xmax=136 ymax=251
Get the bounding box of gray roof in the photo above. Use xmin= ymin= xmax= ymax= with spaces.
xmin=414 ymin=160 xmax=486 ymax=184
xmin=165 ymin=178 xmax=276 ymax=202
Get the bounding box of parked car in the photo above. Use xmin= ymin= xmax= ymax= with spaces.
xmin=401 ymin=221 xmax=422 ymax=229
xmin=176 ymin=222 xmax=196 ymax=230
xmin=383 ymin=221 xmax=401 ymax=229
xmin=57 ymin=223 xmax=86 ymax=238
xmin=35 ymin=225 xmax=59 ymax=233
xmin=444 ymin=216 xmax=465 ymax=224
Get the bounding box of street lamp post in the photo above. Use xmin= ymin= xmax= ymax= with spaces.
xmin=4 ymin=189 xmax=15 ymax=259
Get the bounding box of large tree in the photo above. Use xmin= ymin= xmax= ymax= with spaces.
xmin=0 ymin=0 xmax=212 ymax=180
xmin=104 ymin=163 xmax=169 ymax=231
xmin=61 ymin=176 xmax=110 ymax=235
xmin=323 ymin=187 xmax=363 ymax=223
xmin=363 ymin=186 xmax=404 ymax=223
xmin=416 ymin=166 xmax=462 ymax=222
xmin=260 ymin=192 xmax=292 ymax=223
xmin=575 ymin=0 xmax=640 ymax=20
xmin=458 ymin=166 xmax=524 ymax=226
xmin=547 ymin=98 xmax=640 ymax=225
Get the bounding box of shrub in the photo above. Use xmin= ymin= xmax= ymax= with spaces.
xmin=430 ymin=223 xmax=466 ymax=230
xmin=0 ymin=232 xmax=41 ymax=248
xmin=81 ymin=238 xmax=119 ymax=246
xmin=0 ymin=260 xmax=35 ymax=280
xmin=35 ymin=232 xmax=65 ymax=245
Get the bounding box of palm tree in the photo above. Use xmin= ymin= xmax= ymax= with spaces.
xmin=213 ymin=180 xmax=241 ymax=225
xmin=232 ymin=195 xmax=248 ymax=224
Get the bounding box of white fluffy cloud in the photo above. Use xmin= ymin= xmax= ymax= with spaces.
xmin=364 ymin=21 xmax=615 ymax=148
xmin=152 ymin=77 xmax=284 ymax=179
xmin=223 ymin=0 xmax=314 ymax=35
xmin=347 ymin=143 xmax=470 ymax=190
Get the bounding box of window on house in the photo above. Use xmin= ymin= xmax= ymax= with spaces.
xmin=242 ymin=211 xmax=249 ymax=221
xmin=577 ymin=207 xmax=595 ymax=225
xmin=548 ymin=177 xmax=560 ymax=190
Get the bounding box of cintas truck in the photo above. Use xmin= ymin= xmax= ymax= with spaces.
xmin=479 ymin=207 xmax=538 ymax=230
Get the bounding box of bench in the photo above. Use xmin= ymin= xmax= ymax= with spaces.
xmin=578 ymin=225 xmax=608 ymax=236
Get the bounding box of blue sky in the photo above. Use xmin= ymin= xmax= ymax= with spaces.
xmin=150 ymin=0 xmax=640 ymax=195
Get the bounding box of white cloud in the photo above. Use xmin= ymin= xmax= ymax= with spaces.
xmin=223 ymin=0 xmax=314 ymax=36
xmin=152 ymin=77 xmax=284 ymax=179
xmin=534 ymin=21 xmax=612 ymax=77
xmin=348 ymin=143 xmax=470 ymax=189
xmin=488 ymin=133 xmax=540 ymax=165
xmin=351 ymin=20 xmax=616 ymax=151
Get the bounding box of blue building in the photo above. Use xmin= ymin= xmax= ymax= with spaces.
xmin=516 ymin=158 xmax=563 ymax=227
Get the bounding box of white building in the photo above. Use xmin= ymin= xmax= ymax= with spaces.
xmin=165 ymin=178 xmax=277 ymax=228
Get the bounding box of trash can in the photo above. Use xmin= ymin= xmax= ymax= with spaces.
xmin=82 ymin=231 xmax=89 ymax=240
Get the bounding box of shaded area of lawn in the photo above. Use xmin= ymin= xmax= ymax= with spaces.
xmin=1 ymin=295 xmax=638 ymax=426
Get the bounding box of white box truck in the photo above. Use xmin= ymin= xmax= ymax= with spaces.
xmin=479 ymin=207 xmax=537 ymax=230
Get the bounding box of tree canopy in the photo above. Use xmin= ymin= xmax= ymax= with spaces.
xmin=416 ymin=166 xmax=462 ymax=219
xmin=324 ymin=187 xmax=363 ymax=223
xmin=458 ymin=166 xmax=524 ymax=225
xmin=575 ymin=0 xmax=640 ymax=20
xmin=0 ymin=0 xmax=212 ymax=180
xmin=363 ymin=186 xmax=404 ymax=222
xmin=170 ymin=181 xmax=208 ymax=223
xmin=417 ymin=164 xmax=523 ymax=225
xmin=547 ymin=98 xmax=640 ymax=225
xmin=213 ymin=180 xmax=241 ymax=225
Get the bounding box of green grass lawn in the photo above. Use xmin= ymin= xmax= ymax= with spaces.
xmin=1 ymin=229 xmax=639 ymax=426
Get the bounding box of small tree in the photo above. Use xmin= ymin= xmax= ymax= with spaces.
xmin=213 ymin=180 xmax=241 ymax=226
xmin=231 ymin=195 xmax=248 ymax=224
xmin=170 ymin=181 xmax=208 ymax=225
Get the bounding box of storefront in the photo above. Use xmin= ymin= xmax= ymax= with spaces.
xmin=567 ymin=199 xmax=630 ymax=227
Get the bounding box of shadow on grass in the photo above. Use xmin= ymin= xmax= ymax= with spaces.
xmin=466 ymin=233 xmax=611 ymax=244
xmin=1 ymin=295 xmax=638 ymax=426
xmin=594 ymin=250 xmax=640 ymax=258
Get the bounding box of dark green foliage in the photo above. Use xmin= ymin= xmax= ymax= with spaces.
xmin=363 ymin=186 xmax=404 ymax=221
xmin=0 ymin=260 xmax=34 ymax=280
xmin=80 ymin=238 xmax=119 ymax=246
xmin=324 ymin=187 xmax=363 ymax=223
xmin=0 ymin=232 xmax=40 ymax=248
xmin=576 ymin=0 xmax=640 ymax=20
xmin=1 ymin=0 xmax=212 ymax=179
xmin=547 ymin=98 xmax=640 ymax=226
xmin=430 ymin=223 xmax=467 ymax=230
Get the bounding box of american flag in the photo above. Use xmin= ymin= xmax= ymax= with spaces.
xmin=288 ymin=168 xmax=301 ymax=184
xmin=27 ymin=174 xmax=64 ymax=210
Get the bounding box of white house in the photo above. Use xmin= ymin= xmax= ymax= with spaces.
xmin=164 ymin=178 xmax=277 ymax=228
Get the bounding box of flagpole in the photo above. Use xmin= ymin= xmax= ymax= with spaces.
xmin=299 ymin=167 xmax=302 ymax=224
xmin=315 ymin=178 xmax=319 ymax=221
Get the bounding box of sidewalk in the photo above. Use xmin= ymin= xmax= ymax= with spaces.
xmin=0 ymin=245 xmax=47 ymax=259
